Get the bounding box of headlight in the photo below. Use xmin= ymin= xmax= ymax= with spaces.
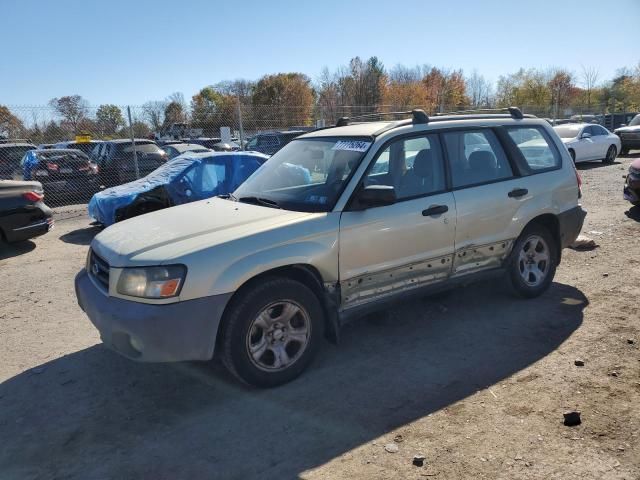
xmin=117 ymin=265 xmax=186 ymax=299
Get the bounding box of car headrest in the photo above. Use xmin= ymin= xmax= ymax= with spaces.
xmin=413 ymin=149 xmax=434 ymax=178
xmin=468 ymin=150 xmax=496 ymax=171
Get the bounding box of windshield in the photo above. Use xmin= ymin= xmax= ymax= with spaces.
xmin=120 ymin=142 xmax=164 ymax=154
xmin=629 ymin=115 xmax=640 ymax=127
xmin=554 ymin=125 xmax=581 ymax=138
xmin=233 ymin=137 xmax=371 ymax=212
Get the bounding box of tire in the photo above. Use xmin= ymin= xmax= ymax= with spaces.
xmin=219 ymin=277 xmax=324 ymax=387
xmin=506 ymin=224 xmax=558 ymax=299
xmin=603 ymin=145 xmax=617 ymax=164
xmin=568 ymin=149 xmax=576 ymax=163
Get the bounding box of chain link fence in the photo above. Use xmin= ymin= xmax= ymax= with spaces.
xmin=1 ymin=102 xmax=637 ymax=216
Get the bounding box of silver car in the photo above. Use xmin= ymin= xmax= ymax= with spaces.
xmin=76 ymin=108 xmax=586 ymax=387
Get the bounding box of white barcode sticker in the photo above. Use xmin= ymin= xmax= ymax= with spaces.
xmin=332 ymin=140 xmax=371 ymax=152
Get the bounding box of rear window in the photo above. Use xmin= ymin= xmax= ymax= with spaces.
xmin=117 ymin=142 xmax=163 ymax=154
xmin=506 ymin=127 xmax=561 ymax=172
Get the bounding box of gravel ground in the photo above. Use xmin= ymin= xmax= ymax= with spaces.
xmin=0 ymin=153 xmax=639 ymax=480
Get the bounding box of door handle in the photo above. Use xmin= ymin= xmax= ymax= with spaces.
xmin=508 ymin=188 xmax=528 ymax=198
xmin=422 ymin=204 xmax=449 ymax=216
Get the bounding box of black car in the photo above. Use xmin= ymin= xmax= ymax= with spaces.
xmin=245 ymin=130 xmax=305 ymax=155
xmin=21 ymin=149 xmax=99 ymax=202
xmin=0 ymin=142 xmax=37 ymax=179
xmin=89 ymin=139 xmax=168 ymax=187
xmin=0 ymin=180 xmax=53 ymax=243
xmin=614 ymin=114 xmax=640 ymax=155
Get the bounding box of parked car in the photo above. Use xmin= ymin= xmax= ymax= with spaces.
xmin=614 ymin=114 xmax=640 ymax=155
xmin=553 ymin=123 xmax=620 ymax=163
xmin=623 ymin=157 xmax=640 ymax=206
xmin=76 ymin=108 xmax=586 ymax=387
xmin=162 ymin=143 xmax=211 ymax=160
xmin=0 ymin=142 xmax=36 ymax=179
xmin=21 ymin=149 xmax=99 ymax=201
xmin=89 ymin=139 xmax=168 ymax=187
xmin=37 ymin=144 xmax=56 ymax=150
xmin=0 ymin=180 xmax=53 ymax=243
xmin=87 ymin=151 xmax=268 ymax=226
xmin=53 ymin=140 xmax=101 ymax=156
xmin=189 ymin=137 xmax=222 ymax=149
xmin=245 ymin=130 xmax=306 ymax=155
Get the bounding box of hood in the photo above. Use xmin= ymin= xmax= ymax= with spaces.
xmin=92 ymin=197 xmax=317 ymax=266
xmin=615 ymin=125 xmax=640 ymax=133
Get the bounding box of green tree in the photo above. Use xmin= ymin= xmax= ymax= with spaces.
xmin=95 ymin=104 xmax=124 ymax=136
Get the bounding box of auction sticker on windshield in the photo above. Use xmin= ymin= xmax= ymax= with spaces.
xmin=332 ymin=140 xmax=371 ymax=152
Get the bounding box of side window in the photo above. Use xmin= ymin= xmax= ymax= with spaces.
xmin=200 ymin=161 xmax=227 ymax=195
xmin=364 ymin=134 xmax=445 ymax=200
xmin=583 ymin=126 xmax=594 ymax=137
xmin=506 ymin=127 xmax=561 ymax=172
xmin=594 ymin=125 xmax=608 ymax=136
xmin=443 ymin=129 xmax=513 ymax=188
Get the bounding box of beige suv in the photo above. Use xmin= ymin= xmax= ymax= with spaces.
xmin=76 ymin=108 xmax=586 ymax=387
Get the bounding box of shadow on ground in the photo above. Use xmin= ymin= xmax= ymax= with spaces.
xmin=59 ymin=226 xmax=101 ymax=245
xmin=624 ymin=205 xmax=640 ymax=222
xmin=576 ymin=160 xmax=620 ymax=170
xmin=0 ymin=240 xmax=36 ymax=260
xmin=0 ymin=282 xmax=587 ymax=479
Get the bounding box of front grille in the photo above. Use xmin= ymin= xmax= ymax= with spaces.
xmin=89 ymin=250 xmax=110 ymax=290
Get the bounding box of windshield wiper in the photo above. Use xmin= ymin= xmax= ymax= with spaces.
xmin=237 ymin=196 xmax=281 ymax=209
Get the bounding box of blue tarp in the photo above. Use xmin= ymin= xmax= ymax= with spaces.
xmin=88 ymin=152 xmax=268 ymax=226
xmin=22 ymin=150 xmax=40 ymax=180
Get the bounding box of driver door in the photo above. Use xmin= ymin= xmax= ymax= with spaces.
xmin=338 ymin=134 xmax=456 ymax=310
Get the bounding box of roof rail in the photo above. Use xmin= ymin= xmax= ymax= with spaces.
xmin=336 ymin=109 xmax=429 ymax=127
xmin=434 ymin=106 xmax=526 ymax=120
xmin=0 ymin=138 xmax=31 ymax=144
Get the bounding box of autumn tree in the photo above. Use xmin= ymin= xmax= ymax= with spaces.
xmin=142 ymin=101 xmax=167 ymax=131
xmin=382 ymin=65 xmax=427 ymax=110
xmin=423 ymin=68 xmax=469 ymax=112
xmin=48 ymin=95 xmax=89 ymax=134
xmin=162 ymin=101 xmax=186 ymax=129
xmin=581 ymin=66 xmax=600 ymax=109
xmin=466 ymin=70 xmax=493 ymax=108
xmin=252 ymin=73 xmax=315 ymax=126
xmin=0 ymin=105 xmax=25 ymax=139
xmin=190 ymin=86 xmax=237 ymax=134
xmin=95 ymin=104 xmax=124 ymax=136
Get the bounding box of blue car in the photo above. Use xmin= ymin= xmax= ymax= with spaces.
xmin=88 ymin=151 xmax=268 ymax=226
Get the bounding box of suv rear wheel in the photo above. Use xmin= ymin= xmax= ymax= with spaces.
xmin=219 ymin=277 xmax=324 ymax=387
xmin=506 ymin=224 xmax=558 ymax=298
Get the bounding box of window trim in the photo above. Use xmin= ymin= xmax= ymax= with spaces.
xmin=345 ymin=131 xmax=450 ymax=210
xmin=440 ymin=127 xmax=518 ymax=192
xmin=501 ymin=125 xmax=563 ymax=177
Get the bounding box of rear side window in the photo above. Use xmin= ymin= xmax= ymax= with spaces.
xmin=506 ymin=127 xmax=561 ymax=172
xmin=443 ymin=130 xmax=513 ymax=188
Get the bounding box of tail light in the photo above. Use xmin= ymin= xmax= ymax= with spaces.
xmin=23 ymin=191 xmax=44 ymax=202
xmin=46 ymin=162 xmax=59 ymax=171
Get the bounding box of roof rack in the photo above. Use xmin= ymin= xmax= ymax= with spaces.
xmin=434 ymin=106 xmax=526 ymax=120
xmin=335 ymin=109 xmax=429 ymax=127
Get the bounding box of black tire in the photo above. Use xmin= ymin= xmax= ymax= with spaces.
xmin=219 ymin=276 xmax=324 ymax=388
xmin=603 ymin=145 xmax=617 ymax=164
xmin=506 ymin=224 xmax=558 ymax=299
xmin=568 ymin=149 xmax=576 ymax=163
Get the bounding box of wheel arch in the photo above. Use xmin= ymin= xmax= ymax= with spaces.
xmin=215 ymin=263 xmax=340 ymax=353
xmin=521 ymin=213 xmax=562 ymax=264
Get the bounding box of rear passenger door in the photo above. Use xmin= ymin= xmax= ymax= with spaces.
xmin=444 ymin=129 xmax=529 ymax=276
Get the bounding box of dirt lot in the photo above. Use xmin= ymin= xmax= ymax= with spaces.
xmin=1 ymin=154 xmax=639 ymax=480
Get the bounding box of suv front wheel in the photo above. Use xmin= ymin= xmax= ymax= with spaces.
xmin=506 ymin=224 xmax=558 ymax=298
xmin=219 ymin=277 xmax=324 ymax=387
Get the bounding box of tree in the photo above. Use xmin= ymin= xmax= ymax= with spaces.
xmin=0 ymin=105 xmax=25 ymax=139
xmin=548 ymin=69 xmax=576 ymax=116
xmin=163 ymin=101 xmax=186 ymax=129
xmin=252 ymin=73 xmax=315 ymax=126
xmin=466 ymin=70 xmax=493 ymax=108
xmin=581 ymin=65 xmax=599 ymax=109
xmin=142 ymin=101 xmax=167 ymax=131
xmin=423 ymin=67 xmax=469 ymax=112
xmin=382 ymin=65 xmax=427 ymax=110
xmin=48 ymin=95 xmax=89 ymax=134
xmin=190 ymin=87 xmax=237 ymax=135
xmin=95 ymin=104 xmax=124 ymax=136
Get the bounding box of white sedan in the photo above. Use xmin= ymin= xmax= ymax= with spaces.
xmin=553 ymin=123 xmax=621 ymax=164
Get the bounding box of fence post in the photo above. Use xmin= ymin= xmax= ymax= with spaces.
xmin=127 ymin=106 xmax=140 ymax=179
xmin=237 ymin=96 xmax=245 ymax=151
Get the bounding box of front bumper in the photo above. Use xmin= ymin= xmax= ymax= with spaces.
xmin=75 ymin=270 xmax=232 ymax=362
xmin=624 ymin=173 xmax=640 ymax=203
xmin=558 ymin=205 xmax=587 ymax=249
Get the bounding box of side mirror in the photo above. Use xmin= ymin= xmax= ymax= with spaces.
xmin=581 ymin=132 xmax=592 ymax=139
xmin=357 ymin=185 xmax=396 ymax=208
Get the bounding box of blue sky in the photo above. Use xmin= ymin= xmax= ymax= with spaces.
xmin=2 ymin=0 xmax=639 ymax=106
